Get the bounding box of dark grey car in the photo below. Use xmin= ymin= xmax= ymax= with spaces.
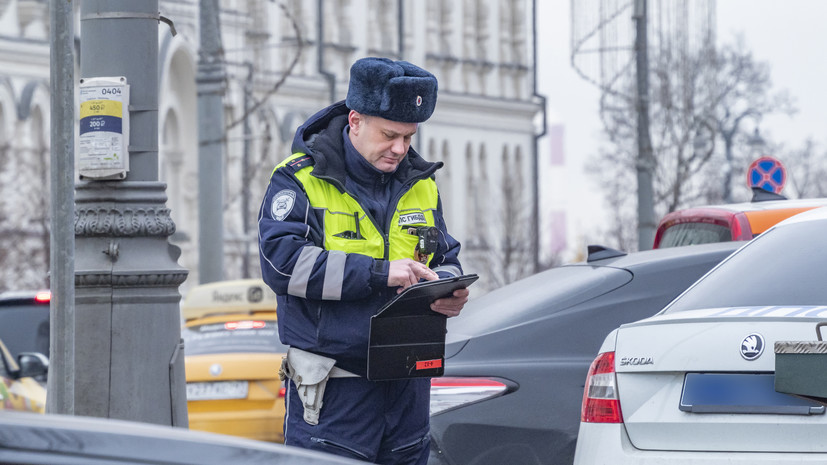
xmin=428 ymin=241 xmax=744 ymax=465
xmin=0 ymin=411 xmax=365 ymax=465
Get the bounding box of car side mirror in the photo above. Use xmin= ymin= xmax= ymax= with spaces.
xmin=17 ymin=352 xmax=49 ymax=379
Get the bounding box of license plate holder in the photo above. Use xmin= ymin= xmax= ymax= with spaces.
xmin=679 ymin=373 xmax=825 ymax=415
xmin=186 ymin=381 xmax=249 ymax=401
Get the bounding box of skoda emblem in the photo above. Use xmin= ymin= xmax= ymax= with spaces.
xmin=209 ymin=364 xmax=223 ymax=376
xmin=740 ymin=333 xmax=765 ymax=361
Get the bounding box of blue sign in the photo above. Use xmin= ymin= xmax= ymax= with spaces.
xmin=747 ymin=156 xmax=786 ymax=194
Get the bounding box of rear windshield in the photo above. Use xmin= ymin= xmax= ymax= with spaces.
xmin=664 ymin=220 xmax=827 ymax=313
xmin=182 ymin=319 xmax=288 ymax=355
xmin=0 ymin=302 xmax=50 ymax=356
xmin=659 ymin=222 xmax=732 ymax=248
xmin=449 ymin=264 xmax=632 ymax=334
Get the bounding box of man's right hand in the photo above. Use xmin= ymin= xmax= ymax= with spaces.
xmin=388 ymin=258 xmax=438 ymax=290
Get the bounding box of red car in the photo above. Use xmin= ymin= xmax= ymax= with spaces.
xmin=653 ymin=192 xmax=827 ymax=249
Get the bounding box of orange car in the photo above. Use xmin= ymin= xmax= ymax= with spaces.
xmin=181 ymin=279 xmax=287 ymax=443
xmin=654 ymin=193 xmax=827 ymax=249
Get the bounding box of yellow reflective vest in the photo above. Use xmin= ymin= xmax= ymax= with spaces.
xmin=275 ymin=153 xmax=440 ymax=266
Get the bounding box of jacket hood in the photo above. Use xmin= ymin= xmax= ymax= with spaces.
xmin=291 ymin=101 xmax=442 ymax=191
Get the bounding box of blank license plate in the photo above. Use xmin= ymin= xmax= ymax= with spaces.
xmin=680 ymin=373 xmax=824 ymax=415
xmin=186 ymin=381 xmax=248 ymax=401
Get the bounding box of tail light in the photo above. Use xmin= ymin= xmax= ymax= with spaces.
xmin=224 ymin=320 xmax=266 ymax=330
xmin=581 ymin=351 xmax=623 ymax=423
xmin=429 ymin=377 xmax=509 ymax=416
xmin=35 ymin=291 xmax=51 ymax=303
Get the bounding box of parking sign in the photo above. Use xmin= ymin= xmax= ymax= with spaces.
xmin=747 ymin=156 xmax=786 ymax=194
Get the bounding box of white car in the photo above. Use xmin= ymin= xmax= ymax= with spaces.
xmin=574 ymin=206 xmax=827 ymax=464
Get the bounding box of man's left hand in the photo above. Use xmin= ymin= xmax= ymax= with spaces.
xmin=430 ymin=288 xmax=470 ymax=318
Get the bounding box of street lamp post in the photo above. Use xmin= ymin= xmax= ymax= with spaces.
xmin=74 ymin=0 xmax=188 ymax=426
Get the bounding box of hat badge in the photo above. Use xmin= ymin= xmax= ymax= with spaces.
xmin=416 ymin=95 xmax=422 ymax=107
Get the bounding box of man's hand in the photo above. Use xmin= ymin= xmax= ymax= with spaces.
xmin=431 ymin=288 xmax=469 ymax=318
xmin=388 ymin=258 xmax=438 ymax=289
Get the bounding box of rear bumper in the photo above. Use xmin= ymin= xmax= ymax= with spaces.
xmin=573 ymin=423 xmax=827 ymax=464
xmin=188 ymin=409 xmax=283 ymax=443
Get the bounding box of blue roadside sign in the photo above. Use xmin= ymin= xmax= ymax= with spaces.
xmin=747 ymin=156 xmax=786 ymax=194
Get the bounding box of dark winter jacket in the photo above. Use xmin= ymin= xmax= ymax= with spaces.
xmin=258 ymin=101 xmax=462 ymax=376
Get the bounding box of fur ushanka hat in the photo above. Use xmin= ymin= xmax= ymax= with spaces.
xmin=345 ymin=57 xmax=438 ymax=123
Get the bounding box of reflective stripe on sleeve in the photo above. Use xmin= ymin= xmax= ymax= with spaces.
xmin=322 ymin=250 xmax=346 ymax=300
xmin=433 ymin=265 xmax=461 ymax=277
xmin=288 ymin=246 xmax=323 ymax=298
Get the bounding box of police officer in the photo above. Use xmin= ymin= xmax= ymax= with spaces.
xmin=258 ymin=57 xmax=468 ymax=464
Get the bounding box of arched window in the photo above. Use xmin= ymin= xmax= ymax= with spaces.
xmin=464 ymin=143 xmax=476 ymax=245
xmin=475 ymin=144 xmax=489 ymax=249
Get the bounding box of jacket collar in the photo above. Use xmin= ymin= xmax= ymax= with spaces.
xmin=292 ymin=101 xmax=442 ymax=193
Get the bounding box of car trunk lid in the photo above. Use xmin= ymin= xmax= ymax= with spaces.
xmin=614 ymin=307 xmax=827 ymax=452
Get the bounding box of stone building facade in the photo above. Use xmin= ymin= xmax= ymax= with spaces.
xmin=0 ymin=0 xmax=544 ymax=294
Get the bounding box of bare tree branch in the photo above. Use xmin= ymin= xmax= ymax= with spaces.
xmin=590 ymin=36 xmax=794 ymax=250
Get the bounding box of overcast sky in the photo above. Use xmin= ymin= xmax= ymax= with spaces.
xmin=717 ymin=0 xmax=827 ymax=145
xmin=537 ymin=0 xmax=827 ymax=258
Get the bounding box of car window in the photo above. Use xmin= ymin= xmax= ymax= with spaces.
xmin=658 ymin=222 xmax=733 ymax=248
xmin=182 ymin=319 xmax=288 ymax=355
xmin=0 ymin=303 xmax=50 ymax=356
xmin=663 ymin=221 xmax=827 ymax=313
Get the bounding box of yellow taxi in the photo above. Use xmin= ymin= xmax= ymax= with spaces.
xmin=181 ymin=279 xmax=287 ymax=443
xmin=0 ymin=336 xmax=47 ymax=413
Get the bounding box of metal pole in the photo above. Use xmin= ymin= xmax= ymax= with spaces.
xmin=531 ymin=0 xmax=545 ymax=272
xmin=241 ymin=62 xmax=253 ymax=279
xmin=77 ymin=0 xmax=188 ymax=426
xmin=317 ymin=0 xmax=336 ymax=103
xmin=634 ymin=0 xmax=656 ymax=250
xmin=197 ymin=0 xmax=226 ymax=283
xmin=47 ymin=0 xmax=75 ymax=415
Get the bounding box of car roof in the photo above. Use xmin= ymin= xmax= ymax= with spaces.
xmin=771 ymin=204 xmax=827 ymax=226
xmin=448 ymin=241 xmax=743 ymax=337
xmin=0 ymin=290 xmax=50 ymax=304
xmin=181 ymin=279 xmax=276 ymax=321
xmin=0 ymin=411 xmax=362 ymax=464
xmin=184 ymin=312 xmax=276 ymax=326
xmin=659 ymin=198 xmax=827 ymax=233
xmin=673 ymin=197 xmax=827 ymax=214
xmin=586 ymin=240 xmax=744 ymax=268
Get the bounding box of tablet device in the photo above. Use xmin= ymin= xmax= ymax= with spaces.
xmin=367 ymin=274 xmax=478 ymax=381
xmin=374 ymin=274 xmax=479 ymax=318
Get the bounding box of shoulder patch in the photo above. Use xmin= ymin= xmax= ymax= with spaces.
xmin=273 ymin=154 xmax=315 ymax=177
xmin=271 ymin=189 xmax=297 ymax=221
xmin=287 ymin=155 xmax=313 ymax=171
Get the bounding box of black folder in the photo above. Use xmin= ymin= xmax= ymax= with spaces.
xmin=367 ymin=274 xmax=478 ymax=381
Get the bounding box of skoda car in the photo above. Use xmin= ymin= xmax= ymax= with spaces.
xmin=574 ymin=207 xmax=827 ymax=464
xmin=427 ymin=241 xmax=744 ymax=465
xmin=182 ymin=279 xmax=287 ymax=443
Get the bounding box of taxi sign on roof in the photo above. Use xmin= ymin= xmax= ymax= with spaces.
xmin=182 ymin=279 xmax=276 ymax=321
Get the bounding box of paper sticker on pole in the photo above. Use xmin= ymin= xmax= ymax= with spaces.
xmin=78 ymin=76 xmax=130 ymax=181
xmin=747 ymin=156 xmax=786 ymax=194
